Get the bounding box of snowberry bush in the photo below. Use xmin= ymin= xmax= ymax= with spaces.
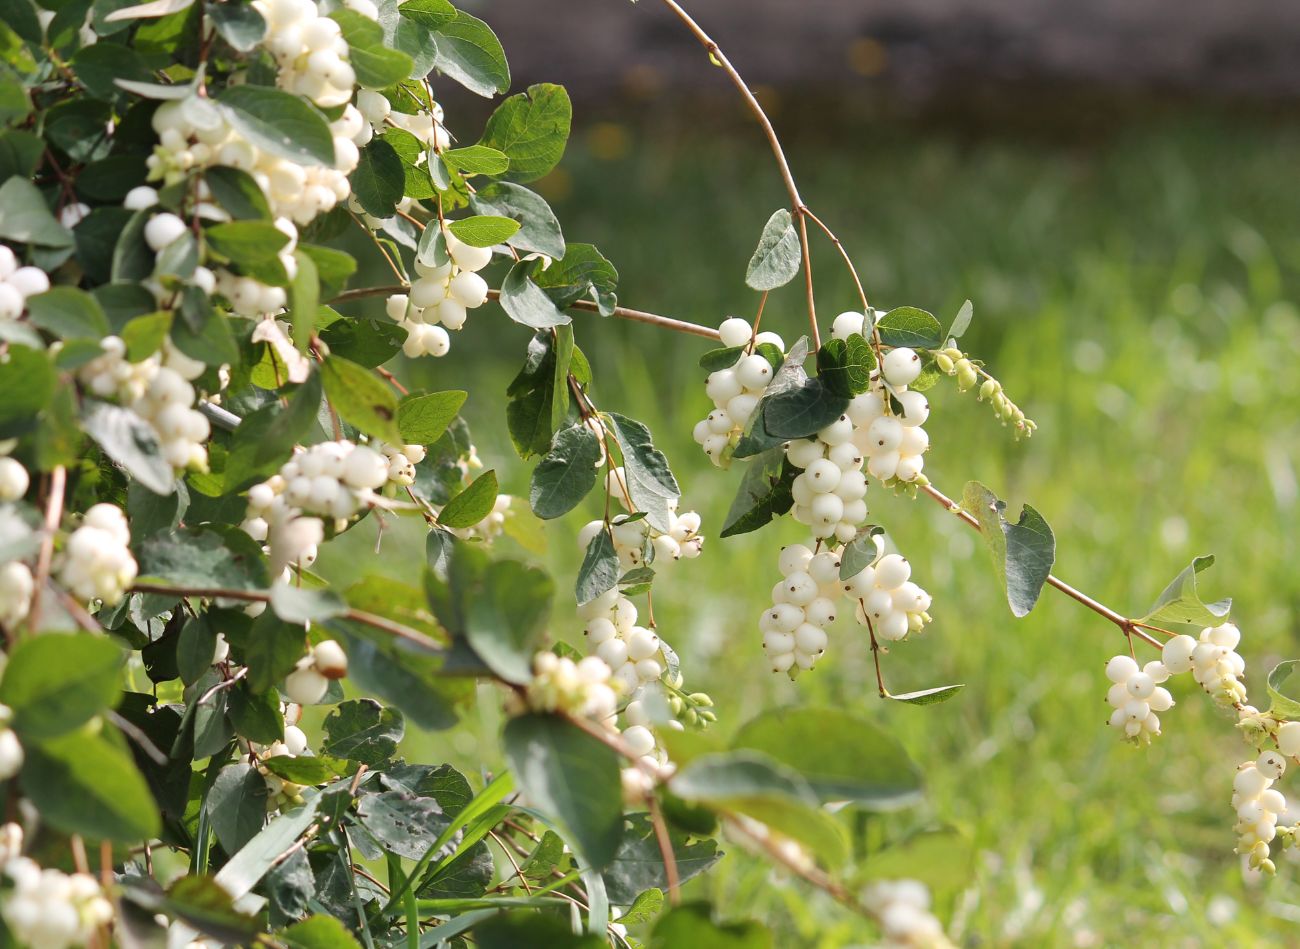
xmin=0 ymin=0 xmax=1291 ymax=945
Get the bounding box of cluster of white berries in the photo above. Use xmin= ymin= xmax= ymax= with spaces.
xmin=243 ymin=441 xmax=401 ymax=573
xmin=78 ymin=336 xmax=212 ymax=471
xmin=578 ymin=469 xmax=704 ymax=569
xmin=761 ymin=546 xmax=932 ymax=677
xmin=377 ymin=442 xmax=425 ymax=486
xmin=1162 ymin=623 xmax=1247 ymax=706
xmin=284 ymin=639 xmax=348 ymax=706
xmin=578 ymin=590 xmax=669 ymax=693
xmin=250 ymin=704 xmax=311 ymax=811
xmin=253 ymin=0 xmax=373 ymax=109
xmin=0 ymin=824 xmax=113 ymax=949
xmin=385 ymin=229 xmax=493 ymax=359
xmin=1232 ymin=752 xmax=1290 ymax=875
xmin=0 ymin=247 xmax=50 ymax=321
xmin=213 ymin=218 xmax=302 ymax=318
xmin=526 ymin=650 xmax=619 ymax=723
xmin=692 ymin=317 xmax=783 ymax=467
xmin=147 ymin=93 xmax=365 ymax=225
xmin=0 ymin=459 xmax=33 ymax=630
xmin=862 ymin=879 xmax=953 ymax=949
xmin=55 ymin=504 xmax=137 ymax=606
xmin=1103 ymin=654 xmax=1175 ymax=744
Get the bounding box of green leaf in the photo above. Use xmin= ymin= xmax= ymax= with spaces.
xmin=351 ymin=138 xmax=405 ymax=218
xmin=744 ymin=209 xmax=800 ymax=291
xmin=502 ymin=714 xmax=623 ymax=869
xmin=137 ymin=526 xmax=269 ymax=591
xmin=478 ymin=83 xmax=571 ymax=183
xmin=1267 ymin=661 xmax=1300 ymax=719
xmin=758 ymin=378 xmax=850 ymax=441
xmin=397 ymin=390 xmax=466 ymax=444
xmin=243 ymin=615 xmax=308 ymax=694
xmin=650 ymin=903 xmax=771 ymax=949
xmin=602 ymin=813 xmax=721 ymax=905
xmin=254 ymin=372 xmax=323 ymax=465
xmin=533 ymin=243 xmax=619 ymax=314
xmin=322 ymin=699 xmax=404 ymax=767
xmin=25 ymin=287 xmax=110 ymax=340
xmin=446 ymin=214 xmax=520 ymax=248
xmin=499 ymin=259 xmax=571 ymax=328
xmin=299 ymin=244 xmax=355 ymax=297
xmin=342 ymin=20 xmax=414 ymax=90
xmin=1138 ymin=555 xmax=1232 ymax=626
xmin=206 ymin=763 xmax=269 ymax=855
xmin=81 ymin=400 xmax=174 ymax=495
xmin=720 ymin=446 xmax=795 ymax=538
xmin=465 ymin=560 xmax=552 ymax=684
xmin=838 ymin=525 xmax=884 ymax=579
xmin=576 ymin=528 xmax=619 ymax=606
xmin=616 ymin=887 xmax=664 ymax=925
xmin=213 ymin=797 xmax=322 ymax=898
xmin=320 ymin=355 xmax=402 ymax=444
xmin=472 ymin=912 xmax=604 ymax=949
xmin=0 ymin=633 xmax=124 ymax=740
xmin=396 ymin=0 xmax=455 ymax=31
xmin=205 ymin=220 xmax=289 ymax=263
xmin=228 ymin=682 xmax=284 ymax=744
xmin=469 ymin=181 xmax=565 ymax=259
xmin=442 ymin=144 xmax=509 ymax=176
xmin=288 ymin=248 xmax=318 ymax=352
xmin=280 ymin=915 xmax=363 ymax=949
xmin=0 ymin=345 xmax=54 ymax=439
xmin=261 ymin=755 xmax=352 ymax=785
xmin=730 ymin=707 xmax=922 ymax=807
xmin=887 ymin=684 xmax=966 ymax=705
xmin=204 ymin=165 xmax=272 ymax=221
xmin=217 ymin=85 xmax=336 ymax=167
xmin=429 ymin=9 xmax=509 ymax=98
xmin=961 ymin=481 xmax=1056 ymax=618
xmin=530 ymin=423 xmax=602 ymax=519
xmin=607 ymin=413 xmax=680 ymax=535
xmin=21 ymin=729 xmax=161 ymax=841
xmin=122 ymin=311 xmax=173 ymax=362
xmin=857 ymin=826 xmax=975 ymax=906
xmin=668 ymin=751 xmax=848 ymax=867
xmin=815 ymin=333 xmax=875 ymax=397
xmin=699 ymin=346 xmax=744 ymax=372
xmin=356 ymin=789 xmax=448 ymax=859
xmin=438 ymin=469 xmax=498 ymax=528
xmin=876 ymin=306 xmax=944 ymax=349
xmin=207 ymin=1 xmax=266 ymax=51
xmin=947 ymin=299 xmax=974 ymax=340
xmin=0 ymin=178 xmax=73 ymax=247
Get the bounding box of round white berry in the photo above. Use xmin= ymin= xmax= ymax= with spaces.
xmin=881 ymin=347 xmax=922 ymax=386
xmin=735 ymin=354 xmax=773 ymax=390
xmin=1258 ymin=751 xmax=1287 ymax=780
xmin=1277 ymin=721 xmax=1300 ymax=757
xmin=1105 ymin=654 xmax=1140 ymax=684
xmin=144 ymin=213 xmax=187 ymax=251
xmin=874 ymin=554 xmax=910 ymax=589
xmin=0 ymin=457 xmax=29 ymax=501
xmin=718 ymin=317 xmax=752 ymax=349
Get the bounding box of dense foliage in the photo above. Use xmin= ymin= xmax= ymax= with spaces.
xmin=0 ymin=0 xmax=1295 ymax=946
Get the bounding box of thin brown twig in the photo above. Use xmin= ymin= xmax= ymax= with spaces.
xmin=917 ymin=482 xmax=1163 ymax=649
xmin=26 ymin=465 xmax=66 ymax=637
xmin=656 ymin=0 xmax=818 ymax=342
xmin=488 ymin=830 xmax=533 ymax=896
xmin=798 ymin=211 xmax=820 ymax=349
xmin=645 ymin=792 xmax=680 ymax=905
xmin=375 ymin=366 xmax=409 ymax=396
xmin=129 ymin=583 xmax=447 ymax=653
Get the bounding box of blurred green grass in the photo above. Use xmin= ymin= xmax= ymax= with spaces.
xmin=319 ymin=108 xmax=1300 ymax=946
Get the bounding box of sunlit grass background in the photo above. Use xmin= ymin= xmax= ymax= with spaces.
xmin=319 ymin=104 xmax=1300 ymax=946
